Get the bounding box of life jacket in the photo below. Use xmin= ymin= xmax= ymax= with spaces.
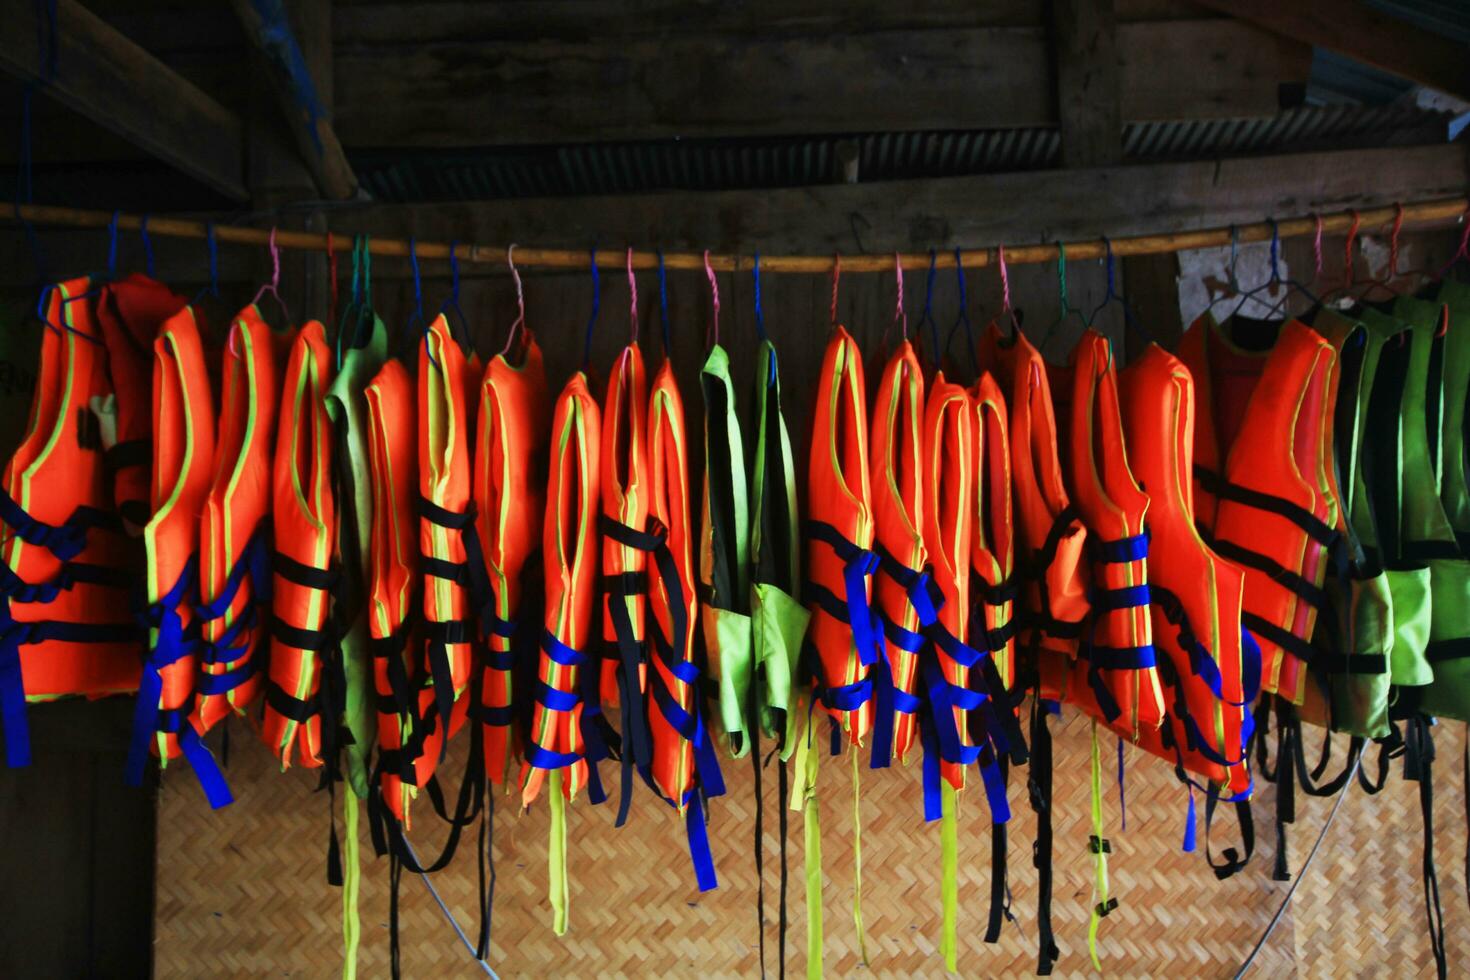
xmin=327 ymin=312 xmax=389 ymax=802
xmin=1118 ymin=344 xmax=1256 ymax=798
xmin=0 ymin=278 xmax=143 ymax=768
xmin=414 ymin=315 xmax=477 ymax=780
xmin=1388 ymin=295 xmax=1470 ymax=722
xmin=95 ymin=274 xmax=188 ymax=532
xmin=596 ymin=342 xmax=654 ymax=817
xmin=646 ymin=351 xmax=724 ymax=890
xmin=976 ymin=324 xmax=1089 ymax=662
xmin=192 ymin=308 xmax=282 ymax=740
xmin=1306 ymin=308 xmax=1400 ymax=739
xmin=973 ymin=324 xmax=1079 ymax=975
xmin=519 ymin=370 xmax=601 ymax=936
xmin=699 ymin=343 xmax=754 ymax=756
xmin=748 ymin=337 xmax=806 ymax=973
xmin=1178 ymin=315 xmax=1341 ymax=705
xmin=364 ymin=358 xmax=434 ymax=826
xmin=124 ymin=305 xmax=231 ymax=806
xmin=868 ymin=341 xmax=927 ymax=774
xmin=262 ymin=321 xmax=340 ymax=770
xmin=471 ymin=331 xmax=548 ymax=786
xmin=1051 ymin=330 xmax=1165 ymax=737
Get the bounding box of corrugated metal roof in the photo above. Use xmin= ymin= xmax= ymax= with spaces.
xmin=352 ymin=104 xmax=1451 ymax=203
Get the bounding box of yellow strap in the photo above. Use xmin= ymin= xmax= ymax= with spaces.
xmin=1088 ymin=721 xmax=1111 ymax=971
xmin=850 ymin=746 xmax=868 ymax=967
xmin=341 ymin=789 xmax=361 ymax=980
xmin=549 ymin=769 xmax=570 ymax=936
xmin=792 ymin=707 xmax=823 ymax=980
xmin=940 ymin=782 xmax=959 ymax=972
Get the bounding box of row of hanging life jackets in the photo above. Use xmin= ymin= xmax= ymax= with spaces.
xmin=5 ymin=271 xmax=1470 ymax=961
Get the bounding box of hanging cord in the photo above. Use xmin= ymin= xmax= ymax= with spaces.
xmin=500 ymin=244 xmax=527 ymax=358
xmin=891 ymin=251 xmax=908 ymax=341
xmin=829 ymin=252 xmax=842 ymax=326
xmin=626 ymin=247 xmax=639 ymax=345
xmin=1343 ymin=210 xmax=1361 ymax=291
xmin=704 ymin=249 xmax=721 ymax=348
xmin=918 ymin=249 xmax=939 ymax=368
xmin=657 ymin=249 xmax=672 ymax=358
xmin=752 ymin=250 xmax=768 ymax=342
xmin=439 ymin=240 xmax=470 ymax=349
xmin=325 ymin=230 xmax=339 ymax=328
xmin=1231 ymin=751 xmax=1360 ymax=979
xmin=581 ymin=247 xmax=600 ymax=368
xmin=106 ymin=209 xmax=120 ymax=280
xmin=139 ymin=214 xmax=156 ymax=279
xmin=1311 ymin=214 xmax=1324 ymax=284
xmin=999 ymin=243 xmax=1013 ymax=314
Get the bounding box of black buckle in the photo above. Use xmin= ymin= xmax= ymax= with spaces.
xmin=1089 ymin=835 xmax=1111 ymax=854
xmin=1094 ymin=897 xmax=1119 ymax=918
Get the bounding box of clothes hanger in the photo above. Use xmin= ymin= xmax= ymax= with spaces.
xmin=657 ymin=249 xmax=674 ymax=366
xmin=1433 ymin=206 xmax=1470 ymax=282
xmin=405 ymin=235 xmax=434 ymax=365
xmin=882 ymin=251 xmax=908 ymax=354
xmin=917 ymin=249 xmax=941 ymax=371
xmin=581 ymin=247 xmax=600 ymax=372
xmin=752 ymin=250 xmax=776 ymax=385
xmin=249 ymin=226 xmax=293 ymax=329
xmin=499 ymin=244 xmax=529 ymax=361
xmin=139 ymin=213 xmax=156 ymax=279
xmin=704 ymin=248 xmax=721 ymax=351
xmin=438 ymin=240 xmax=472 ymax=352
xmin=1086 ymin=237 xmax=1155 ymax=351
xmin=625 ymin=247 xmax=640 ymax=348
xmin=942 ymin=246 xmax=982 ymax=377
xmin=1258 ymin=214 xmax=1329 ymax=323
xmin=324 ymin=231 xmax=339 ymax=328
xmin=335 ymin=235 xmax=364 ymax=368
xmin=1345 ymin=204 xmax=1409 ymax=306
xmin=188 ymin=220 xmax=220 ymax=310
xmin=1036 ymin=242 xmax=1088 ymax=356
xmin=995 ymin=243 xmax=1023 ymax=342
xmin=829 ymin=252 xmax=842 ymax=330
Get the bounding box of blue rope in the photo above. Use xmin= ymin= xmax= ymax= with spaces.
xmin=140 ymin=214 xmax=155 ymax=279
xmin=583 ymin=248 xmax=600 ymax=368
xmin=410 ymin=237 xmax=437 ymax=367
xmin=919 ymin=249 xmax=939 ymax=367
xmin=943 ymin=247 xmax=980 ymax=376
xmin=206 ymin=222 xmax=219 ymax=296
xmin=752 ymin=251 xmax=768 ymax=342
xmin=1268 ymin=219 xmax=1281 ymax=284
xmin=439 ymin=240 xmax=469 ymax=348
xmin=106 ymin=210 xmax=120 ymax=280
xmin=657 ymin=250 xmax=671 ymax=356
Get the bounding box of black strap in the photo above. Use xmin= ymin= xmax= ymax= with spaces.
xmin=1210 ymin=540 xmax=1328 ymax=611
xmin=1404 ymin=715 xmax=1448 ymax=980
xmin=1203 ymin=784 xmax=1255 ymax=880
xmin=273 ymin=552 xmax=339 ymax=592
xmin=1194 ymin=465 xmax=1337 ymax=545
xmin=984 ymin=753 xmax=1015 ymax=942
xmin=103 ymin=438 xmax=151 ymax=473
xmin=266 ymin=681 xmax=319 ymax=723
xmin=1028 ymin=699 xmax=1059 ymax=974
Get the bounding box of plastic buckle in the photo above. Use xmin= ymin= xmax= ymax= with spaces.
xmin=1089 ymin=835 xmax=1111 ymax=854
xmin=1094 ymin=897 xmax=1119 ymax=918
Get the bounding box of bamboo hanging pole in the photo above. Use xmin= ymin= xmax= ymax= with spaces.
xmin=3 ymin=197 xmax=1467 ymax=273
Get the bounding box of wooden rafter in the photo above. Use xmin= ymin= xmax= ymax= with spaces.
xmin=0 ymin=0 xmax=248 ymax=202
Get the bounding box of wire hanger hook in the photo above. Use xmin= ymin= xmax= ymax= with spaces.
xmin=626 ymin=247 xmax=639 ymax=345
xmin=704 ymin=248 xmax=721 ymax=348
xmin=501 ymin=243 xmax=527 ymax=358
xmin=830 ymin=252 xmax=842 ymax=326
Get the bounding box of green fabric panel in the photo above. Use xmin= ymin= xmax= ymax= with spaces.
xmin=1386 ymin=567 xmax=1433 ymax=687
xmin=324 ymin=314 xmax=388 ymax=800
xmin=753 ymin=582 xmax=808 ymax=756
xmin=1310 ymin=310 xmax=1394 ymax=736
xmin=1418 ymin=557 xmax=1470 ymax=721
xmin=705 ymin=605 xmax=754 ymax=755
xmin=1435 ymin=281 xmax=1470 ymax=535
xmin=749 ymin=340 xmax=805 ymax=757
xmin=1327 ymin=571 xmax=1392 ymax=738
xmin=701 ymin=344 xmax=753 ymax=756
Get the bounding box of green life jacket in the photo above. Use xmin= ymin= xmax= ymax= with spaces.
xmin=699 ymin=343 xmax=755 ymax=755
xmin=1393 ymin=293 xmax=1470 ymax=721
xmin=323 ymin=309 xmax=387 ymax=980
xmin=1309 ymin=310 xmax=1396 ymax=737
xmin=750 ymin=339 xmax=808 ymax=755
xmin=1434 ymin=281 xmax=1470 ymax=551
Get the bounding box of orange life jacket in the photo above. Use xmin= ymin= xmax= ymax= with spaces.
xmin=1178 ymin=316 xmax=1341 ymax=704
xmin=804 ymin=326 xmax=878 ymax=745
xmin=124 ymin=306 xmax=231 ymax=806
xmin=364 ymin=358 xmax=436 ymax=825
xmin=192 ymin=308 xmax=282 ymax=738
xmin=644 ymin=353 xmax=725 ymax=889
xmin=1119 ymin=344 xmax=1256 ymax=799
xmin=95 ymin=274 xmax=188 ymax=532
xmin=1051 ymin=330 xmax=1165 ymax=738
xmin=471 ymin=332 xmax=549 ymax=786
xmin=594 ymin=343 xmax=653 ymax=818
xmin=520 ymin=370 xmax=602 ymax=808
xmin=415 ymin=316 xmax=477 ymax=776
xmin=0 ymin=279 xmax=142 ymax=767
xmin=262 ymin=321 xmax=339 ymax=769
xmin=976 ymin=325 xmax=1089 ymax=662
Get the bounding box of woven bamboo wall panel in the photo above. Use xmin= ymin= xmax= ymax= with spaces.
xmin=154 ymin=709 xmax=1469 ymax=978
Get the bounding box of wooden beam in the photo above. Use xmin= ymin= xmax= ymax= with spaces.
xmin=1051 ymin=0 xmax=1124 ymax=168
xmin=1192 ymin=0 xmax=1470 ymax=102
xmin=332 ymin=19 xmax=1308 ymax=147
xmin=230 ymin=0 xmax=358 ymax=200
xmin=5 ymin=143 xmax=1461 ymax=287
xmin=0 ymin=0 xmax=248 ymax=201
